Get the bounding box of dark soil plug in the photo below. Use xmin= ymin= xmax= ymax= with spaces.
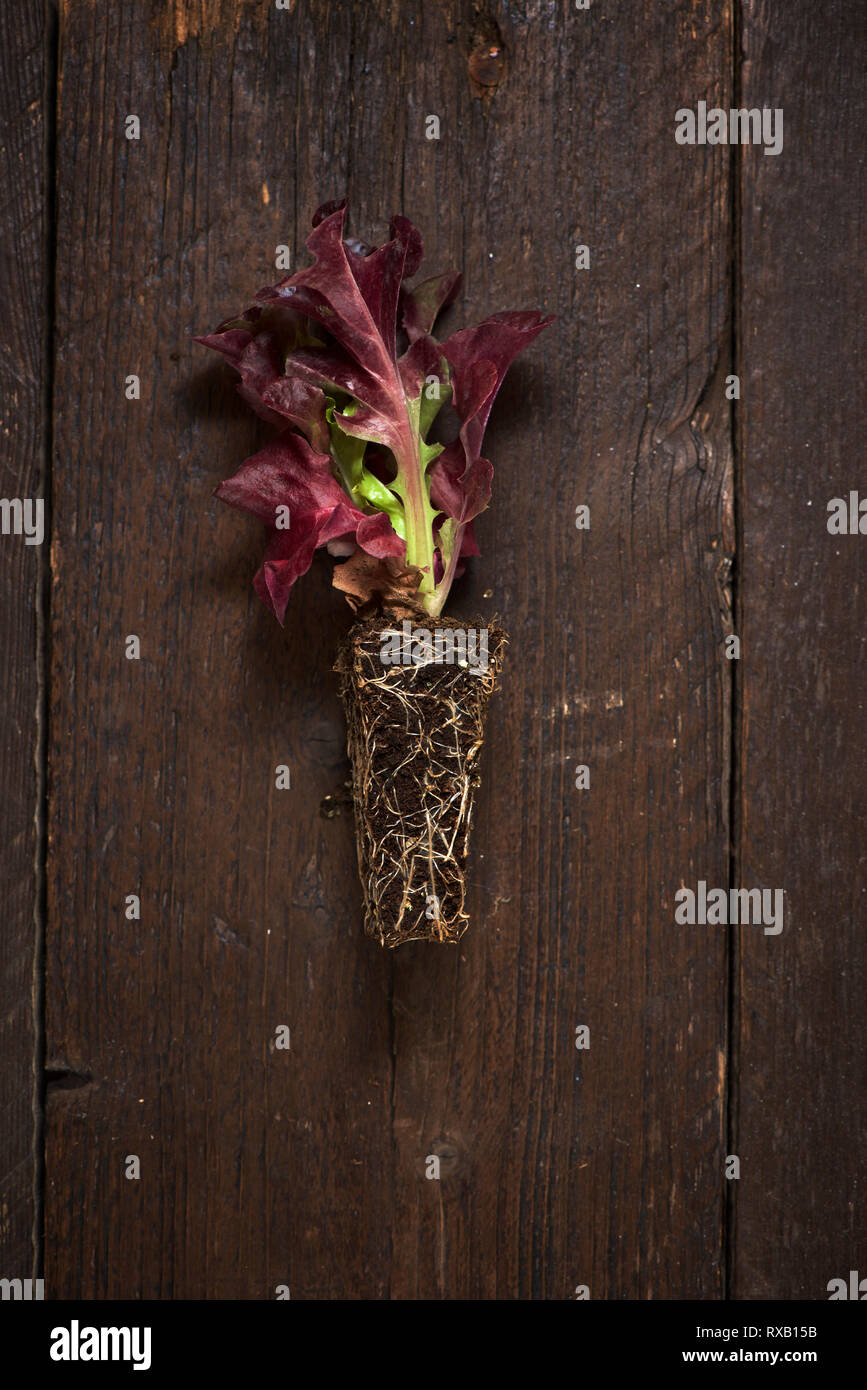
xmin=336 ymin=616 xmax=506 ymax=947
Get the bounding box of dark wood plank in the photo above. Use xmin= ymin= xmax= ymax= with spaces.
xmin=46 ymin=0 xmax=395 ymax=1299
xmin=46 ymin=0 xmax=735 ymax=1300
xmin=0 ymin=1 xmax=48 ymax=1282
xmin=387 ymin=0 xmax=734 ymax=1298
xmin=733 ymin=0 xmax=867 ymax=1299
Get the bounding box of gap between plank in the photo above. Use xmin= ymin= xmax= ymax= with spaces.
xmin=724 ymin=0 xmax=745 ymax=1305
xmin=33 ymin=0 xmax=60 ymax=1284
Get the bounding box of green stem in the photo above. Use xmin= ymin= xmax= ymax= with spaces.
xmin=391 ymin=406 xmax=437 ymax=596
xmin=424 ymin=520 xmax=465 ymax=618
xmin=401 ymin=471 xmax=435 ymax=595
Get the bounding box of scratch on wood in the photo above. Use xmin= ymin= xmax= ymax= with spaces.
xmin=214 ymin=917 xmax=248 ymax=949
xmin=574 ymin=690 xmax=625 ymax=712
xmin=152 ymin=0 xmax=262 ymax=52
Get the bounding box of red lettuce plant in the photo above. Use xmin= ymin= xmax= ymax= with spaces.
xmin=197 ymin=199 xmax=552 ymax=620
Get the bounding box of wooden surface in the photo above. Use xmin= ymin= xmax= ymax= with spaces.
xmin=733 ymin=0 xmax=867 ymax=1298
xmin=0 ymin=0 xmax=48 ymax=1282
xmin=0 ymin=0 xmax=863 ymax=1300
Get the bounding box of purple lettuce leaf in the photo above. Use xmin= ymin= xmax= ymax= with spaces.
xmin=198 ymin=201 xmax=552 ymax=619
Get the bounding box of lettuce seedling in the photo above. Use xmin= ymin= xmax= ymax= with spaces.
xmin=197 ymin=200 xmax=552 ymax=621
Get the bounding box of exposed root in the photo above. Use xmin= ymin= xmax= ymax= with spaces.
xmin=335 ymin=617 xmax=507 ymax=947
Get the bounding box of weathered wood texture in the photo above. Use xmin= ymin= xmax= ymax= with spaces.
xmin=386 ymin=2 xmax=734 ymax=1300
xmin=16 ymin=0 xmax=857 ymax=1303
xmin=44 ymin=0 xmax=733 ymax=1299
xmin=732 ymin=0 xmax=867 ymax=1298
xmin=45 ymin=0 xmax=394 ymax=1300
xmin=0 ymin=1 xmax=47 ymax=1281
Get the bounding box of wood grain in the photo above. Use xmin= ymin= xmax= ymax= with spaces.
xmin=0 ymin=0 xmax=48 ymax=1283
xmin=35 ymin=0 xmax=862 ymax=1303
xmin=47 ymin=0 xmax=736 ymax=1298
xmin=732 ymin=0 xmax=867 ymax=1299
xmin=46 ymin=0 xmax=396 ymax=1299
xmin=388 ymin=0 xmax=734 ymax=1301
